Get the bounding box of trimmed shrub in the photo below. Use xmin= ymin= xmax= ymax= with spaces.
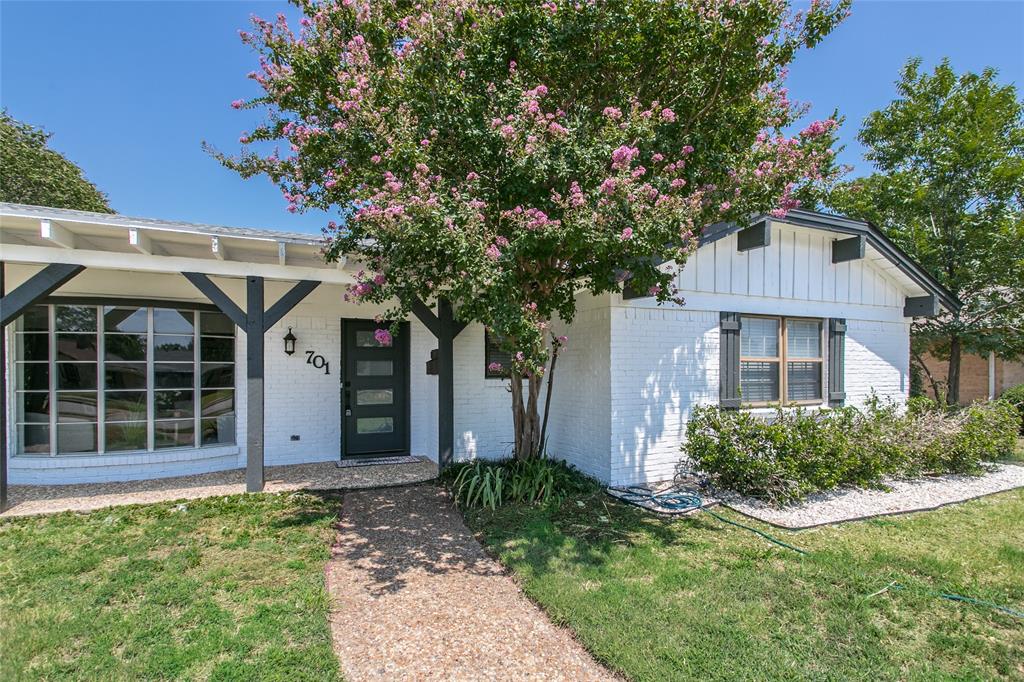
xmin=1000 ymin=383 xmax=1024 ymax=433
xmin=683 ymin=399 xmax=1018 ymax=505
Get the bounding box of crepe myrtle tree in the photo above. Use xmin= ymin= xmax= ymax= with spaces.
xmin=212 ymin=0 xmax=847 ymax=459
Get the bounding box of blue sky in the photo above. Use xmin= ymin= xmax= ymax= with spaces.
xmin=2 ymin=1 xmax=1022 ymax=235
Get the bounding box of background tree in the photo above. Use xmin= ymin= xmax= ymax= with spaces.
xmin=829 ymin=59 xmax=1024 ymax=405
xmin=215 ymin=0 xmax=847 ymax=459
xmin=0 ymin=111 xmax=113 ymax=213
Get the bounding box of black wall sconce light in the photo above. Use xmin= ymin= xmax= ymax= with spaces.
xmin=283 ymin=327 xmax=297 ymax=355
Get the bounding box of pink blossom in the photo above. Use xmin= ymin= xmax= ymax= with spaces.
xmin=370 ymin=155 xmax=381 ymax=164
xmin=611 ymin=145 xmax=639 ymax=170
xmin=660 ymin=108 xmax=676 ymax=122
xmin=231 ymin=99 xmax=245 ymax=109
xmin=681 ymin=145 xmax=695 ymax=155
xmin=602 ymin=106 xmax=622 ymax=120
xmin=500 ymin=124 xmax=515 ymax=138
xmin=420 ymin=139 xmax=430 ymax=147
xmin=466 ymin=172 xmax=480 ymax=181
xmin=648 ymin=285 xmax=662 ymax=296
xmin=556 ymin=335 xmax=568 ymax=344
xmin=373 ymin=273 xmax=386 ymax=285
xmin=800 ymin=118 xmax=836 ymax=138
xmin=487 ymin=361 xmax=504 ymax=373
xmin=548 ymin=122 xmax=568 ymax=136
xmin=485 ymin=243 xmax=502 ymax=260
xmin=719 ymin=201 xmax=731 ymax=212
xmin=514 ymin=351 xmax=525 ymax=362
xmin=620 ymin=227 xmax=634 ymax=241
xmin=600 ymin=177 xmax=617 ymax=195
xmin=374 ymin=329 xmax=393 ymax=346
xmin=652 ymin=153 xmax=664 ymax=162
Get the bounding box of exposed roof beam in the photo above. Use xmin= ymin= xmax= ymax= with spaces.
xmin=128 ymin=228 xmax=153 ymax=255
xmin=211 ymin=236 xmax=227 ymax=261
xmin=0 ymin=243 xmax=358 ymax=285
xmin=831 ymin=235 xmax=865 ymax=264
xmin=904 ymin=295 xmax=940 ymax=318
xmin=40 ymin=219 xmax=76 ymax=249
xmin=737 ymin=219 xmax=771 ymax=252
xmin=277 ymin=241 xmax=287 ymax=266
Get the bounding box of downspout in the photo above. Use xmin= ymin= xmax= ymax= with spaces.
xmin=988 ymin=351 xmax=996 ymax=400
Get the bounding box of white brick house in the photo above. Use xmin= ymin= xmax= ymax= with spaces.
xmin=0 ymin=203 xmax=956 ymax=497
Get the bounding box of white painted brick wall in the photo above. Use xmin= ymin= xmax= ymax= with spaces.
xmin=608 ymin=306 xmax=721 ymax=486
xmin=844 ymin=319 xmax=911 ymax=407
xmin=453 ymin=323 xmax=521 ymax=460
xmin=546 ymin=295 xmax=612 ymax=481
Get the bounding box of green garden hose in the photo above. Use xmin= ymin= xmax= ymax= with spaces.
xmin=609 ymin=486 xmax=1022 ymax=619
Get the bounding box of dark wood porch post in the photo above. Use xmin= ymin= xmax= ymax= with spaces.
xmin=437 ymin=298 xmax=455 ymax=469
xmin=410 ymin=297 xmax=466 ymax=471
xmin=245 ymin=276 xmax=265 ymax=492
xmin=1 ymin=263 xmax=6 ymax=513
xmin=0 ymin=262 xmax=86 ymax=511
xmin=184 ymin=273 xmax=320 ymax=493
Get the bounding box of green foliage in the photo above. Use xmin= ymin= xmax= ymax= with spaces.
xmin=0 ymin=110 xmax=113 ymax=213
xmin=684 ymin=400 xmax=1018 ymax=504
xmin=447 ymin=457 xmax=589 ymax=509
xmin=998 ymin=383 xmax=1024 ymax=433
xmin=827 ymin=59 xmax=1024 ymax=403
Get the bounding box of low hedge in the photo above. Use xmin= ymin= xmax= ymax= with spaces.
xmin=1000 ymin=383 xmax=1024 ymax=433
xmin=683 ymin=398 xmax=1019 ymax=505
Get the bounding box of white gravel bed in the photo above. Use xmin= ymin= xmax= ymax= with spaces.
xmin=723 ymin=464 xmax=1024 ymax=529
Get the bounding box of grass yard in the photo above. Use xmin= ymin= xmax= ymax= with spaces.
xmin=464 ymin=482 xmax=1024 ymax=681
xmin=0 ymin=492 xmax=343 ymax=681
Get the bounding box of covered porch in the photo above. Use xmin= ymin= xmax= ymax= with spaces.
xmin=0 ymin=203 xmax=466 ymax=512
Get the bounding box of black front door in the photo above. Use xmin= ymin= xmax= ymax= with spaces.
xmin=341 ymin=319 xmax=408 ymax=457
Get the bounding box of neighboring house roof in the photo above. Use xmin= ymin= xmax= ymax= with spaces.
xmin=700 ymin=208 xmax=960 ymax=312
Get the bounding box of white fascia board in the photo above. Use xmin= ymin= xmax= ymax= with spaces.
xmin=0 ymin=243 xmax=358 ymax=285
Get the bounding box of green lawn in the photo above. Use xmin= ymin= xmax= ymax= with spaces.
xmin=0 ymin=492 xmax=343 ymax=681
xmin=464 ymin=482 xmax=1024 ymax=681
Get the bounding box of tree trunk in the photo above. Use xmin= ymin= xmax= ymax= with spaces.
xmin=947 ymin=336 xmax=962 ymax=407
xmin=509 ymin=368 xmax=545 ymax=459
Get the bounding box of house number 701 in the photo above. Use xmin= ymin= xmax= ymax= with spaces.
xmin=305 ymin=350 xmax=330 ymax=375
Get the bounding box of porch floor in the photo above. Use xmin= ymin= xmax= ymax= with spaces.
xmin=1 ymin=457 xmax=438 ymax=518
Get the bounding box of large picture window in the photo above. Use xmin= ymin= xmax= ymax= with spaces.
xmin=13 ymin=303 xmax=236 ymax=456
xmin=739 ymin=315 xmax=823 ymax=405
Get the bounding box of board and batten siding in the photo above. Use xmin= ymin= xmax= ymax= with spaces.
xmin=606 ymin=221 xmax=911 ymax=486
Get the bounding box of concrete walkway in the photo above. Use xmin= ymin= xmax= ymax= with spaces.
xmin=1 ymin=458 xmax=437 ymax=517
xmin=325 ymin=484 xmax=616 ymax=681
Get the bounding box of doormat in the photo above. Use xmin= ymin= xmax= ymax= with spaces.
xmin=336 ymin=455 xmax=422 ymax=468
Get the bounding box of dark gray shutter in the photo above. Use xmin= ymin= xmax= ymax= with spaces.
xmin=720 ymin=312 xmax=741 ymax=409
xmin=828 ymin=318 xmax=846 ymax=406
